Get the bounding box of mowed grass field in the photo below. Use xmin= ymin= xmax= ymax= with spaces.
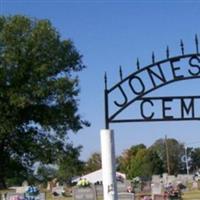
xmin=1 ymin=189 xmax=200 ymax=200
xmin=182 ymin=190 xmax=200 ymax=199
xmin=46 ymin=190 xmax=200 ymax=200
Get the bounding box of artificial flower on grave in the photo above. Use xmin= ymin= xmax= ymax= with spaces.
xmin=77 ymin=178 xmax=91 ymax=187
xmin=25 ymin=186 xmax=39 ymax=196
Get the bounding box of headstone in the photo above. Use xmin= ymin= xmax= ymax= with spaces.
xmin=6 ymin=192 xmax=45 ymax=200
xmin=118 ymin=192 xmax=134 ymax=200
xmin=152 ymin=175 xmax=161 ymax=184
xmin=151 ymin=183 xmax=162 ymax=195
xmin=24 ymin=193 xmax=45 ymax=200
xmin=117 ymin=183 xmax=127 ymax=193
xmin=38 ymin=193 xmax=45 ymax=200
xmin=56 ymin=182 xmax=59 ymax=187
xmin=0 ymin=190 xmax=16 ymax=200
xmin=162 ymin=173 xmax=168 ymax=185
xmin=192 ymin=181 xmax=198 ymax=189
xmin=46 ymin=182 xmax=52 ymax=191
xmin=142 ymin=181 xmax=151 ymax=193
xmin=94 ymin=185 xmax=103 ymax=197
xmin=176 ymin=174 xmax=186 ymax=184
xmin=52 ymin=186 xmax=64 ymax=196
xmin=7 ymin=193 xmax=24 ymax=200
xmin=153 ymin=194 xmax=165 ymax=200
xmin=16 ymin=187 xmax=28 ymax=194
xmin=73 ymin=187 xmax=96 ymax=200
xmin=0 ymin=192 xmax=7 ymax=200
xmin=167 ymin=175 xmax=176 ymax=184
xmin=141 ymin=196 xmax=152 ymax=200
xmin=22 ymin=181 xmax=28 ymax=187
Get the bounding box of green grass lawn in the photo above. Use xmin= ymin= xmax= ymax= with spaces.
xmin=1 ymin=189 xmax=200 ymax=200
xmin=182 ymin=190 xmax=200 ymax=200
xmin=46 ymin=190 xmax=200 ymax=200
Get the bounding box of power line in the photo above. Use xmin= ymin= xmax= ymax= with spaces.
xmin=165 ymin=135 xmax=170 ymax=175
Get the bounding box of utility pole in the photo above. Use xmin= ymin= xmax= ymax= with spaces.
xmin=165 ymin=135 xmax=170 ymax=175
xmin=185 ymin=145 xmax=189 ymax=175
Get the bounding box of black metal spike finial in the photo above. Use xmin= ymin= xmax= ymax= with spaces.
xmin=136 ymin=58 xmax=140 ymax=70
xmin=104 ymin=72 xmax=107 ymax=90
xmin=119 ymin=65 xmax=123 ymax=81
xmin=180 ymin=39 xmax=184 ymax=55
xmin=195 ymin=34 xmax=199 ymax=54
xmin=166 ymin=46 xmax=170 ymax=59
xmin=152 ymin=52 xmax=155 ymax=64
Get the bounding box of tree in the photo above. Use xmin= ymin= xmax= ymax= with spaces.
xmin=36 ymin=145 xmax=84 ymax=185
xmin=0 ymin=15 xmax=88 ymax=188
xmin=190 ymin=147 xmax=200 ymax=172
xmin=150 ymin=138 xmax=185 ymax=175
xmin=128 ymin=148 xmax=148 ymax=178
xmin=142 ymin=149 xmax=164 ymax=176
xmin=57 ymin=144 xmax=84 ymax=184
xmin=36 ymin=165 xmax=57 ymax=184
xmin=118 ymin=145 xmax=163 ymax=179
xmin=84 ymin=152 xmax=101 ymax=174
xmin=117 ymin=144 xmax=146 ymax=178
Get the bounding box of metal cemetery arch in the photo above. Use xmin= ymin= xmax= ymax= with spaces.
xmin=101 ymin=36 xmax=200 ymax=200
xmin=104 ymin=36 xmax=200 ymax=128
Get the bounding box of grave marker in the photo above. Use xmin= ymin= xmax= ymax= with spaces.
xmin=52 ymin=186 xmax=64 ymax=196
xmin=73 ymin=187 xmax=96 ymax=200
xmin=118 ymin=192 xmax=134 ymax=200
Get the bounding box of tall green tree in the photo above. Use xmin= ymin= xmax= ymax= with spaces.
xmin=190 ymin=147 xmax=200 ymax=172
xmin=84 ymin=152 xmax=101 ymax=174
xmin=142 ymin=149 xmax=164 ymax=176
xmin=0 ymin=15 xmax=88 ymax=188
xmin=119 ymin=146 xmax=163 ymax=178
xmin=57 ymin=144 xmax=84 ymax=184
xmin=36 ymin=144 xmax=84 ymax=185
xmin=151 ymin=138 xmax=185 ymax=175
xmin=128 ymin=148 xmax=147 ymax=178
xmin=36 ymin=165 xmax=57 ymax=184
xmin=117 ymin=144 xmax=146 ymax=178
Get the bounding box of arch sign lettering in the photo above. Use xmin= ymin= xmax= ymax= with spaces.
xmin=104 ymin=36 xmax=200 ymax=128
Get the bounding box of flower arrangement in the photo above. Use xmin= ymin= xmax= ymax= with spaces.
xmin=77 ymin=178 xmax=91 ymax=187
xmin=164 ymin=184 xmax=182 ymax=200
xmin=131 ymin=177 xmax=142 ymax=193
xmin=132 ymin=177 xmax=141 ymax=184
xmin=25 ymin=186 xmax=39 ymax=196
xmin=10 ymin=195 xmax=23 ymax=200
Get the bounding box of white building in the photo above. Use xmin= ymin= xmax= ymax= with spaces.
xmin=72 ymin=169 xmax=126 ymax=184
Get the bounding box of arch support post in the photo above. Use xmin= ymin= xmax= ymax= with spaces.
xmin=100 ymin=129 xmax=118 ymax=200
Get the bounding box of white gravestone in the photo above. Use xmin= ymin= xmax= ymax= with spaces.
xmin=151 ymin=183 xmax=162 ymax=195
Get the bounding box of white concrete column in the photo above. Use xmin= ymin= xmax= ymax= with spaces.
xmin=100 ymin=129 xmax=118 ymax=200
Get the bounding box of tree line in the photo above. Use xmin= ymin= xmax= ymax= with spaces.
xmin=36 ymin=138 xmax=200 ymax=185
xmin=83 ymin=138 xmax=200 ymax=180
